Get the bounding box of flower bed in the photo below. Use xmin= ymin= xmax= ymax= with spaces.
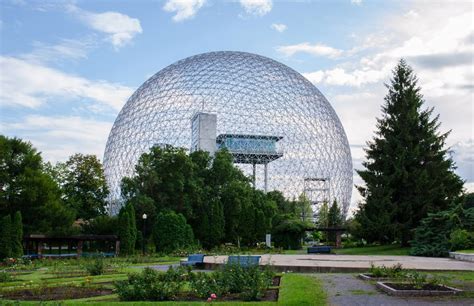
xmin=0 ymin=285 xmax=113 ymax=301
xmin=115 ymin=265 xmax=277 ymax=302
xmin=376 ymin=282 xmax=462 ymax=296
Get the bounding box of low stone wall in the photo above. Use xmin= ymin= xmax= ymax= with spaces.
xmin=449 ymin=252 xmax=474 ymax=262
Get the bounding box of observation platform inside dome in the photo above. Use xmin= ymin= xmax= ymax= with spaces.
xmin=216 ymin=134 xmax=283 ymax=164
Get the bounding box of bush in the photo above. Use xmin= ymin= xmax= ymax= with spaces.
xmin=189 ymin=272 xmax=223 ymax=298
xmin=152 ymin=211 xmax=194 ymax=253
xmin=115 ymin=266 xmax=187 ymax=301
xmin=369 ymin=263 xmax=405 ymax=278
xmin=450 ymin=229 xmax=474 ymax=251
xmin=84 ymin=257 xmax=105 ymax=276
xmin=0 ymin=271 xmax=13 ymax=282
xmin=218 ymin=263 xmax=274 ymax=301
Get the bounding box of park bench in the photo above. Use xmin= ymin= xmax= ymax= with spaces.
xmin=227 ymin=255 xmax=261 ymax=267
xmin=307 ymin=245 xmax=332 ymax=254
xmin=180 ymin=254 xmax=205 ymax=267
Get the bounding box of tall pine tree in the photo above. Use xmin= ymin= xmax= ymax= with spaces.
xmin=356 ymin=59 xmax=463 ymax=246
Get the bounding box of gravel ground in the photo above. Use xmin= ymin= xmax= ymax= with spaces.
xmin=317 ymin=273 xmax=474 ymax=306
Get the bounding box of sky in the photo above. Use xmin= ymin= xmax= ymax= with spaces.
xmin=1 ymin=0 xmax=473 ymax=212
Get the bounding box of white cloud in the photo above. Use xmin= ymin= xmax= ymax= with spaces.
xmin=303 ymin=66 xmax=390 ymax=86
xmin=240 ymin=0 xmax=272 ymax=16
xmin=1 ymin=115 xmax=112 ymax=162
xmin=351 ymin=0 xmax=362 ymax=5
xmin=277 ymin=42 xmax=343 ymax=59
xmin=271 ymin=23 xmax=287 ymax=33
xmin=163 ymin=0 xmax=206 ymax=22
xmin=69 ymin=5 xmax=142 ymax=48
xmin=0 ymin=56 xmax=133 ymax=110
xmin=20 ymin=38 xmax=95 ymax=63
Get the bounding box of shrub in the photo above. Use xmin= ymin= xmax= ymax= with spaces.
xmin=115 ymin=266 xmax=187 ymax=301
xmin=0 ymin=271 xmax=13 ymax=282
xmin=450 ymin=229 xmax=474 ymax=251
xmin=218 ymin=263 xmax=274 ymax=301
xmin=189 ymin=272 xmax=223 ymax=298
xmin=84 ymin=257 xmax=105 ymax=276
xmin=152 ymin=211 xmax=194 ymax=253
xmin=368 ymin=263 xmax=405 ymax=278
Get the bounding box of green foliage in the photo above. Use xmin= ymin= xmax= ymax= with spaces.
xmin=295 ymin=193 xmax=312 ymax=222
xmin=355 ymin=60 xmax=464 ymax=246
xmin=0 ymin=215 xmax=12 ymax=259
xmin=53 ymin=154 xmax=109 ymax=220
xmin=463 ymin=193 xmax=474 ymax=209
xmin=369 ymin=263 xmax=405 ymax=278
xmin=123 ymin=146 xmax=277 ymax=249
xmin=115 ymin=267 xmax=186 ymax=301
xmin=0 ymin=271 xmax=13 ymax=282
xmin=118 ymin=205 xmax=136 ymax=256
xmin=328 ymin=200 xmax=343 ymax=243
xmin=83 ymin=257 xmax=105 ymax=276
xmin=410 ymin=204 xmax=474 ymax=257
xmin=450 ymin=229 xmax=474 ymax=251
xmin=152 ymin=211 xmax=194 ymax=253
xmin=81 ymin=215 xmax=118 ymax=235
xmin=272 ymin=214 xmax=308 ymax=249
xmin=189 ymin=272 xmax=224 ymax=298
xmin=0 ymin=135 xmax=75 ymax=235
xmin=218 ymin=263 xmax=274 ymax=301
xmin=10 ymin=211 xmax=23 ymax=257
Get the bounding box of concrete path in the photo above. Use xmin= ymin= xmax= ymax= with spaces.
xmin=317 ymin=273 xmax=474 ymax=306
xmin=203 ymin=254 xmax=474 ymax=272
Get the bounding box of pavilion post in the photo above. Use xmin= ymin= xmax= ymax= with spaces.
xmin=115 ymin=240 xmax=120 ymax=256
xmin=335 ymin=231 xmax=342 ymax=249
xmin=264 ymin=163 xmax=268 ymax=193
xmin=77 ymin=240 xmax=83 ymax=258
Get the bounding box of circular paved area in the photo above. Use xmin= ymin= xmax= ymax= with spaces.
xmin=203 ymin=254 xmax=474 ymax=272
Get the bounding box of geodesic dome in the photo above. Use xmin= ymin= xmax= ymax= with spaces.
xmin=103 ymin=51 xmax=352 ymax=215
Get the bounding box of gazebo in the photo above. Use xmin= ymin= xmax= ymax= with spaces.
xmin=23 ymin=234 xmax=120 ymax=258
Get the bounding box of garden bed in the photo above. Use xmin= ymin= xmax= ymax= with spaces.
xmin=376 ymin=281 xmax=463 ymax=296
xmin=0 ymin=285 xmax=113 ymax=300
xmin=272 ymin=275 xmax=281 ymax=286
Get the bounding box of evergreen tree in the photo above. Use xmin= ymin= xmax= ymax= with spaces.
xmin=11 ymin=211 xmax=23 ymax=257
xmin=152 ymin=211 xmax=194 ymax=253
xmin=328 ymin=200 xmax=343 ymax=243
xmin=356 ymin=60 xmax=464 ymax=246
xmin=0 ymin=215 xmax=12 ymax=259
xmin=118 ymin=208 xmax=133 ymax=255
xmin=125 ymin=203 xmax=137 ymax=250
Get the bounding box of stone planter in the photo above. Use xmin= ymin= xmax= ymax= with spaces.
xmin=449 ymin=252 xmax=474 ymax=262
xmin=376 ymin=281 xmax=462 ymax=296
xmin=358 ymin=273 xmax=392 ymax=281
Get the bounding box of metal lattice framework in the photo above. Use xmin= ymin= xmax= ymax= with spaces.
xmin=103 ymin=51 xmax=352 ymax=215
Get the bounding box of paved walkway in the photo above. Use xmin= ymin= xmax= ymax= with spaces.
xmin=318 ymin=273 xmax=474 ymax=306
xmin=203 ymin=254 xmax=474 ymax=272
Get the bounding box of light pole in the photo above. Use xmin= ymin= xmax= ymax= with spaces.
xmin=142 ymin=213 xmax=147 ymax=255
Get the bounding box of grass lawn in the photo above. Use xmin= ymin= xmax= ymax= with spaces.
xmin=334 ymin=245 xmax=410 ymax=256
xmin=454 ymin=249 xmax=474 ymax=254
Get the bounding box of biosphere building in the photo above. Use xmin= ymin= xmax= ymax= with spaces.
xmin=103 ymin=51 xmax=352 ymax=216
